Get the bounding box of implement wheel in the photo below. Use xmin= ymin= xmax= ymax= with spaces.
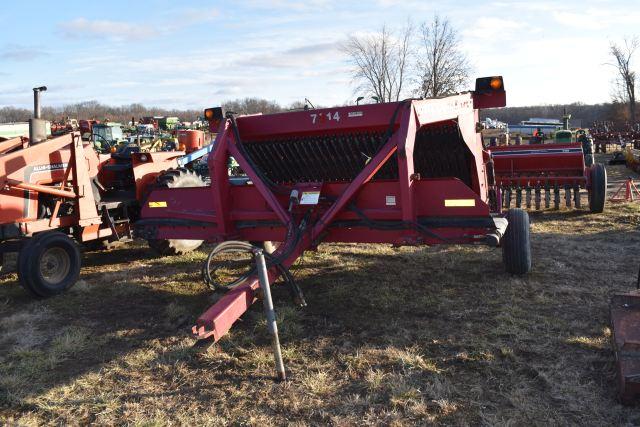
xmin=18 ymin=232 xmax=81 ymax=297
xmin=588 ymin=163 xmax=607 ymax=213
xmin=147 ymin=168 xmax=205 ymax=256
xmin=502 ymin=208 xmax=532 ymax=275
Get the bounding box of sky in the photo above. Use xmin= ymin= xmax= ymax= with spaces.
xmin=0 ymin=0 xmax=638 ymax=111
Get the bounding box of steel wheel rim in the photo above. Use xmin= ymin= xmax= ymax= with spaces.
xmin=40 ymin=247 xmax=70 ymax=285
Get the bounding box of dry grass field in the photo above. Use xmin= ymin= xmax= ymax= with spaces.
xmin=2 ymin=156 xmax=640 ymax=425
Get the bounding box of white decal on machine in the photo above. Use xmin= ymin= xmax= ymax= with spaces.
xmin=300 ymin=191 xmax=321 ymax=205
xmin=310 ymin=111 xmax=341 ymax=124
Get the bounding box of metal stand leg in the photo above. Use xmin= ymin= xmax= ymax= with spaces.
xmin=254 ymin=249 xmax=287 ymax=382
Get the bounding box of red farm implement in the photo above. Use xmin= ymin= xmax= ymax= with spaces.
xmin=0 ymin=88 xmax=209 ymax=295
xmin=137 ymin=76 xmax=532 ymax=344
xmin=490 ymin=143 xmax=607 ymax=212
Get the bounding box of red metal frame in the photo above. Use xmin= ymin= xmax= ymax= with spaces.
xmin=611 ymin=292 xmax=640 ymax=404
xmin=140 ymin=92 xmax=509 ymax=342
xmin=610 ymin=178 xmax=640 ymax=203
xmin=490 ymin=143 xmax=590 ymax=188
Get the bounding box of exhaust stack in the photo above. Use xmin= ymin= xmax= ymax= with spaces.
xmin=29 ymin=86 xmax=48 ymax=144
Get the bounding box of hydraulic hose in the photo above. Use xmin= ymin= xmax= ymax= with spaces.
xmin=201 ymin=240 xmax=306 ymax=306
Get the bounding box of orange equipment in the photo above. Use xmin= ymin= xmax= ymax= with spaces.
xmin=177 ymin=129 xmax=205 ymax=153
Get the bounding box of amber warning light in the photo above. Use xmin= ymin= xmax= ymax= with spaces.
xmin=473 ymin=76 xmax=506 ymax=109
xmin=475 ymin=76 xmax=504 ymax=93
xmin=204 ymin=107 xmax=224 ymax=121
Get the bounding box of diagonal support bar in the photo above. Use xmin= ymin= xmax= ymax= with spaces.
xmin=192 ymin=112 xmax=406 ymax=341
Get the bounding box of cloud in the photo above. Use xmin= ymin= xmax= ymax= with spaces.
xmin=58 ymin=18 xmax=158 ymax=41
xmin=0 ymin=44 xmax=48 ymax=62
xmin=463 ymin=17 xmax=530 ymax=40
xmin=57 ymin=7 xmax=220 ymax=42
xmin=239 ymin=0 xmax=334 ymax=12
xmin=236 ymin=41 xmax=342 ymax=69
xmin=551 ymin=8 xmax=640 ymax=30
xmin=175 ymin=7 xmax=219 ymax=26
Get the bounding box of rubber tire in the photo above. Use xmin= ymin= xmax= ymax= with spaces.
xmin=502 ymin=208 xmax=532 ymax=275
xmin=147 ymin=168 xmax=205 ymax=256
xmin=588 ymin=163 xmax=607 ymax=213
xmin=18 ymin=232 xmax=81 ymax=298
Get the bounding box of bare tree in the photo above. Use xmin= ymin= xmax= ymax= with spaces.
xmin=343 ymin=24 xmax=413 ymax=103
xmin=222 ymin=97 xmax=283 ymax=115
xmin=417 ymin=15 xmax=471 ymax=98
xmin=609 ymin=38 xmax=638 ymax=125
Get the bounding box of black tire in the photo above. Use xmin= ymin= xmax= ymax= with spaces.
xmin=147 ymin=168 xmax=205 ymax=256
xmin=588 ymin=163 xmax=607 ymax=213
xmin=18 ymin=232 xmax=81 ymax=297
xmin=502 ymin=208 xmax=532 ymax=275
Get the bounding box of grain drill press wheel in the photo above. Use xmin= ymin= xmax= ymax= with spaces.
xmin=18 ymin=231 xmax=81 ymax=297
xmin=147 ymin=168 xmax=205 ymax=256
xmin=502 ymin=208 xmax=532 ymax=275
xmin=588 ymin=163 xmax=607 ymax=213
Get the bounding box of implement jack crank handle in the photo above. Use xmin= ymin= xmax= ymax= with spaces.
xmin=254 ymin=248 xmax=287 ymax=382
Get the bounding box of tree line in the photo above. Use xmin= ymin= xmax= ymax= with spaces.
xmin=0 ymin=101 xmax=202 ymax=124
xmin=0 ymin=98 xmax=311 ymax=124
xmin=480 ymin=102 xmax=630 ymax=128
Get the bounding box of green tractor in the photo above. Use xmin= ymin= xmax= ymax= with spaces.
xmin=92 ymin=123 xmax=126 ymax=153
xmin=553 ymin=113 xmax=594 ymax=166
xmin=158 ymin=117 xmax=180 ymax=131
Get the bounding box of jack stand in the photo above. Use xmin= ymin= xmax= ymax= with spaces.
xmin=254 ymin=248 xmax=287 ymax=382
xmin=610 ymin=177 xmax=640 ymax=203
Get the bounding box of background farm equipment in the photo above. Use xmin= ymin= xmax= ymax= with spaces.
xmin=51 ymin=117 xmax=79 ymax=136
xmin=79 ymin=119 xmax=99 ymax=140
xmin=591 ymin=121 xmax=640 ymax=153
xmin=91 ymin=122 xmax=126 ymax=153
xmin=137 ymin=76 xmax=532 ymax=346
xmin=0 ymin=121 xmax=51 ymax=141
xmin=491 ymin=141 xmax=606 ymax=212
xmin=0 ymin=87 xmax=211 ymax=297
